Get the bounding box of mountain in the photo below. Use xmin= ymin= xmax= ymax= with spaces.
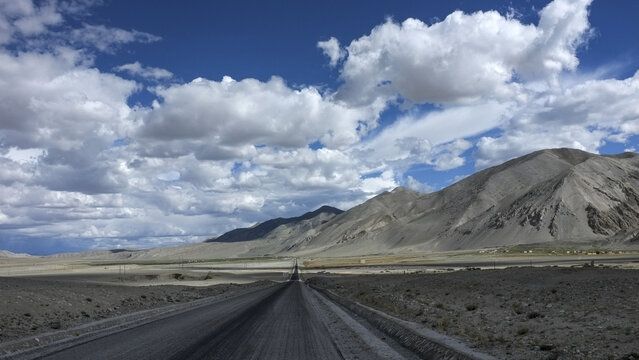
xmin=0 ymin=250 xmax=33 ymax=258
xmin=37 ymin=148 xmax=639 ymax=260
xmin=206 ymin=205 xmax=343 ymax=243
xmin=287 ymin=148 xmax=639 ymax=256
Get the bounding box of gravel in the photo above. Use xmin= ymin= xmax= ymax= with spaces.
xmin=0 ymin=276 xmax=270 ymax=343
xmin=308 ymin=266 xmax=639 ymax=360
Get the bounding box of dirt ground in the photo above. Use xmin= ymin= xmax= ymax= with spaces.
xmin=0 ymin=276 xmax=270 ymax=343
xmin=308 ymin=266 xmax=639 ymax=360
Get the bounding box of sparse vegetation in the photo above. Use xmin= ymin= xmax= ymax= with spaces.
xmin=539 ymin=344 xmax=554 ymax=351
xmin=512 ymin=302 xmax=524 ymax=314
xmin=527 ymin=311 xmax=541 ymax=319
xmin=308 ymin=266 xmax=639 ymax=359
xmin=436 ymin=317 xmax=449 ymax=330
xmin=0 ymin=276 xmax=273 ymax=344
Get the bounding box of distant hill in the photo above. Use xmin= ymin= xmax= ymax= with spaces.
xmin=206 ymin=205 xmax=343 ymax=243
xmin=0 ymin=250 xmax=33 ymax=258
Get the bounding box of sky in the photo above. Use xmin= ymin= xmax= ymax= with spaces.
xmin=1 ymin=0 xmax=638 ymax=255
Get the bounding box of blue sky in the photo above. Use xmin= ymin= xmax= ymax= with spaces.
xmin=0 ymin=0 xmax=638 ymax=254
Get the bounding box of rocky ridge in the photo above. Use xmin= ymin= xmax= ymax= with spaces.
xmin=290 ymin=148 xmax=639 ymax=256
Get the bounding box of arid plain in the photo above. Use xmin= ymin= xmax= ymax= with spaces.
xmin=2 ymin=248 xmax=639 ymax=359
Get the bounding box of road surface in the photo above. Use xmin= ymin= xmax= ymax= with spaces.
xmin=27 ymin=263 xmax=414 ymax=360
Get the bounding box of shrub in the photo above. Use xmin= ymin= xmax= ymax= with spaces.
xmin=512 ymin=302 xmax=524 ymax=314
xmin=527 ymin=311 xmax=541 ymax=319
xmin=437 ymin=317 xmax=449 ymax=330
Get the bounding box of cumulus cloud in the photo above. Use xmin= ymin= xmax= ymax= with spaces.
xmin=138 ymin=76 xmax=373 ymax=153
xmin=0 ymin=49 xmax=137 ymax=152
xmin=334 ymin=0 xmax=592 ymax=106
xmin=517 ymin=0 xmax=593 ymax=84
xmin=114 ymin=61 xmax=173 ymax=81
xmin=475 ymin=71 xmax=639 ymax=168
xmin=317 ymin=37 xmax=346 ymax=66
xmin=253 ymin=147 xmax=361 ymax=190
xmin=0 ymin=0 xmax=108 ymax=46
xmin=0 ymin=0 xmax=63 ymax=43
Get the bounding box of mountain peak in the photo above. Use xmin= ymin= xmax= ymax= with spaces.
xmin=391 ymin=186 xmax=420 ymax=194
xmin=534 ymin=147 xmax=595 ymax=165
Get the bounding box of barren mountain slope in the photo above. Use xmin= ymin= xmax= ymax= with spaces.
xmin=0 ymin=250 xmax=32 ymax=258
xmin=292 ymin=148 xmax=639 ymax=256
xmin=207 ymin=206 xmax=343 ymax=243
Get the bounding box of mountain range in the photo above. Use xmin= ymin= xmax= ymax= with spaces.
xmin=8 ymin=148 xmax=638 ymax=260
xmin=205 ymin=148 xmax=639 ymax=257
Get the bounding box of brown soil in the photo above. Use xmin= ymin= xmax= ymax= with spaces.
xmin=308 ymin=266 xmax=639 ymax=360
xmin=0 ymin=276 xmax=269 ymax=342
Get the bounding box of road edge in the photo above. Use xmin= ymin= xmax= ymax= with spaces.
xmin=309 ymin=284 xmax=498 ymax=360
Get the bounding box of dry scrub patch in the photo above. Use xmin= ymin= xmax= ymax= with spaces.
xmin=308 ymin=267 xmax=639 ymax=360
xmin=0 ymin=276 xmax=270 ymax=342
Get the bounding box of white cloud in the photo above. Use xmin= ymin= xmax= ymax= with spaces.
xmin=357 ymin=102 xmax=511 ymax=170
xmin=426 ymin=139 xmax=473 ymax=171
xmin=0 ymin=49 xmax=138 ymax=153
xmin=12 ymin=1 xmax=62 ymax=36
xmin=335 ymin=0 xmax=592 ymax=107
xmin=138 ymin=76 xmax=373 ymax=153
xmin=0 ymin=0 xmax=63 ymax=43
xmin=253 ymin=147 xmax=361 ymax=190
xmin=0 ymin=0 xmax=105 ymax=46
xmin=475 ymin=71 xmax=639 ymax=168
xmin=360 ymin=170 xmax=397 ymax=194
xmin=517 ymin=0 xmax=593 ymax=84
xmin=405 ymin=175 xmax=434 ymax=193
xmin=317 ymin=37 xmax=346 ymax=66
xmin=69 ymin=24 xmax=161 ymax=53
xmin=114 ymin=61 xmax=173 ymax=81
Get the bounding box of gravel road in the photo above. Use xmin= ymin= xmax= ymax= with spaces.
xmin=15 ymin=280 xmax=416 ymax=360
